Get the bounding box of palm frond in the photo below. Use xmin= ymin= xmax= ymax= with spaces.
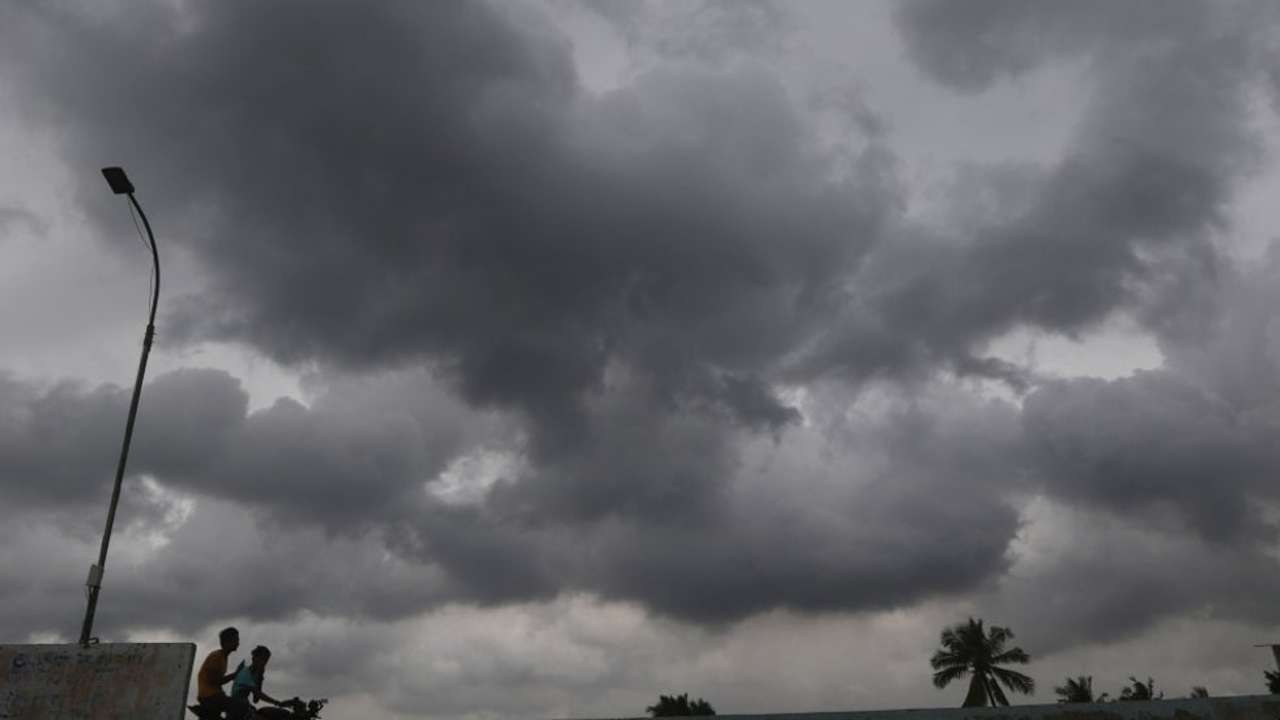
xmin=991 ymin=646 xmax=1031 ymax=665
xmin=933 ymin=665 xmax=969 ymax=689
xmin=986 ymin=626 xmax=1012 ymax=654
xmin=1054 ymin=676 xmax=1093 ymax=703
xmin=991 ymin=666 xmax=1035 ymax=695
xmin=987 ymin=676 xmax=1011 ymax=707
xmin=930 ymin=650 xmax=967 ymax=670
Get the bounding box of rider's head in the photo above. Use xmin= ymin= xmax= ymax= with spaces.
xmin=218 ymin=627 xmax=240 ymax=653
xmin=250 ymin=645 xmax=271 ymax=669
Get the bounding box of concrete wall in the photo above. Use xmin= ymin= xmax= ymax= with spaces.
xmin=584 ymin=696 xmax=1280 ymax=720
xmin=0 ymin=642 xmax=195 ymax=720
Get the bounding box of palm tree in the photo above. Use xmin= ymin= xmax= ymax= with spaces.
xmin=930 ymin=618 xmax=1035 ymax=707
xmin=646 ymin=693 xmax=716 ymax=717
xmin=1055 ymin=676 xmax=1101 ymax=703
xmin=1119 ymin=677 xmax=1162 ymax=701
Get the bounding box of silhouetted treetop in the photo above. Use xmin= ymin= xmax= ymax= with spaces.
xmin=1119 ymin=677 xmax=1161 ymax=701
xmin=1265 ymin=669 xmax=1280 ymax=694
xmin=930 ymin=618 xmax=1034 ymax=708
xmin=1055 ymin=676 xmax=1103 ymax=703
xmin=646 ymin=693 xmax=716 ymax=717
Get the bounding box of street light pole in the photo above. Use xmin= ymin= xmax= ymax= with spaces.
xmin=78 ymin=167 xmax=161 ymax=645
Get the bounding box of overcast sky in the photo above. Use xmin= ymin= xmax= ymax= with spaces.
xmin=4 ymin=0 xmax=1280 ymax=717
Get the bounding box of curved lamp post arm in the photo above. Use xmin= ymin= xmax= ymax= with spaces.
xmin=131 ymin=193 xmax=161 ymax=324
xmin=79 ymin=167 xmax=160 ymax=645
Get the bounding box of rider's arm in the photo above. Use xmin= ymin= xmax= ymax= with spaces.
xmin=254 ymin=689 xmax=284 ymax=706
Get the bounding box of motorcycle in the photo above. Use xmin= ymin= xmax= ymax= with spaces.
xmin=187 ymin=696 xmax=328 ymax=720
xmin=254 ymin=697 xmax=328 ymax=720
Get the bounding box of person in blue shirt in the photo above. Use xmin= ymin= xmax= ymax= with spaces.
xmin=230 ymin=645 xmax=286 ymax=716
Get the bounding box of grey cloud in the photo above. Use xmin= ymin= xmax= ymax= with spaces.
xmin=1158 ymin=246 xmax=1280 ymax=410
xmin=0 ymin=374 xmax=129 ymax=511
xmin=0 ymin=367 xmax=1030 ymax=631
xmin=893 ymin=0 xmax=1212 ymax=94
xmin=0 ymin=500 xmax=452 ymax=640
xmin=894 ymin=0 xmax=1062 ymax=93
xmin=489 ymin=374 xmax=738 ymax=525
xmin=996 ymin=266 xmax=1280 ymax=653
xmin=7 ymin=0 xmax=1280 ymax=642
xmin=0 ymin=0 xmax=896 ymax=619
xmin=137 ymin=368 xmax=249 ymax=476
xmin=584 ymin=384 xmax=1028 ymax=621
xmin=797 ymin=0 xmax=1269 ymax=385
xmin=1023 ymin=371 xmax=1278 ymax=544
xmin=0 ymin=0 xmax=876 ymax=438
xmin=99 ymin=503 xmax=453 ymax=633
xmin=11 ymin=0 xmax=1262 ymax=517
xmin=145 ymin=369 xmax=503 ymax=532
xmin=1019 ymin=249 xmax=1280 ymax=549
xmin=0 ymin=368 xmax=468 ymax=637
xmin=0 ymin=204 xmax=44 ymax=239
xmin=584 ymin=0 xmax=796 ymax=66
xmin=390 ymin=383 xmax=1029 ymax=623
xmin=989 ymin=504 xmax=1280 ymax=655
xmin=0 ymin=367 xmax=499 ymax=533
xmin=1002 ymin=252 xmax=1280 ymax=648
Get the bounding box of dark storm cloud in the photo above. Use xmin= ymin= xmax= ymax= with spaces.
xmin=486 ymin=372 xmax=740 ymax=524
xmin=12 ymin=0 xmax=1260 ymax=460
xmin=991 ymin=506 xmax=1280 ymax=655
xmin=0 ymin=0 xmax=942 ymax=624
xmin=893 ymin=0 xmax=1212 ymax=94
xmin=0 ymin=374 xmax=126 ymax=509
xmin=0 ymin=374 xmax=180 ymax=541
xmin=1158 ymin=245 xmax=1280 ymax=411
xmin=0 ymin=499 xmax=452 ymax=640
xmin=1002 ymin=251 xmax=1280 ymax=650
xmin=0 ymin=367 xmax=1028 ymax=632
xmin=6 ymin=0 xmax=1280 ymax=636
xmin=0 ymin=368 xmax=496 ymax=531
xmin=0 ymin=367 xmax=493 ymax=636
xmin=0 ymin=0 xmax=877 ymax=438
xmin=1023 ymin=371 xmax=1280 ymax=544
xmin=795 ymin=0 xmax=1271 ymax=385
xmin=1019 ymin=251 xmax=1280 ymax=549
xmin=392 ymin=383 xmax=1030 ymax=623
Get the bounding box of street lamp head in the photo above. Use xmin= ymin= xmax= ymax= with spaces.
xmin=101 ymin=166 xmax=134 ymax=195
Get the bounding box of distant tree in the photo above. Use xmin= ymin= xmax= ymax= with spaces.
xmin=646 ymin=693 xmax=716 ymax=717
xmin=688 ymin=698 xmax=715 ymax=716
xmin=1119 ymin=677 xmax=1162 ymax=701
xmin=1266 ymin=670 xmax=1280 ymax=694
xmin=1054 ymin=676 xmax=1103 ymax=703
xmin=930 ymin=618 xmax=1035 ymax=707
xmin=1188 ymin=687 xmax=1209 ymax=699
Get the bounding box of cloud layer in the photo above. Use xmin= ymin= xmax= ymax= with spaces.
xmin=3 ymin=0 xmax=1280 ymax=716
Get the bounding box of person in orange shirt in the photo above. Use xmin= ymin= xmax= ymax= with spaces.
xmin=194 ymin=627 xmax=254 ymax=719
